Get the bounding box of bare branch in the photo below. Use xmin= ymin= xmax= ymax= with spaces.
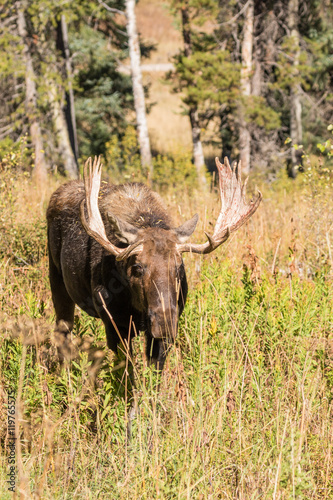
xmin=97 ymin=0 xmax=125 ymax=16
xmin=214 ymin=0 xmax=250 ymax=27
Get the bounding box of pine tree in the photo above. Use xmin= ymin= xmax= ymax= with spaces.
xmin=215 ymin=1 xmax=281 ymax=171
xmin=179 ymin=0 xmax=206 ymax=186
xmin=169 ymin=0 xmax=238 ymax=182
xmin=169 ymin=0 xmax=281 ymax=173
xmin=267 ymin=0 xmax=333 ymax=174
xmin=71 ymin=22 xmax=133 ymax=159
xmin=0 ymin=0 xmax=136 ymax=175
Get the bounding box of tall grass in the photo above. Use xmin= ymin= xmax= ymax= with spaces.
xmin=1 ymin=154 xmax=333 ymax=498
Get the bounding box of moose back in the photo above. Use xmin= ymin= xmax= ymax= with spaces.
xmin=47 ymin=157 xmax=261 ymax=369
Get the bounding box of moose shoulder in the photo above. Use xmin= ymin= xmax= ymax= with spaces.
xmin=47 ymin=157 xmax=261 ymax=370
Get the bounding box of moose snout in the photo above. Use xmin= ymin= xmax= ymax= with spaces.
xmin=149 ymin=306 xmax=178 ymax=340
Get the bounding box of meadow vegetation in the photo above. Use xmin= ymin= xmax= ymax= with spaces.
xmin=1 ymin=0 xmax=333 ymax=496
xmin=1 ymin=141 xmax=333 ymax=499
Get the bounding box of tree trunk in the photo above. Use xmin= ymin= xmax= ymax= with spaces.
xmin=239 ymin=0 xmax=254 ymax=176
xmin=288 ymin=0 xmax=302 ymax=179
xmin=16 ymin=4 xmax=48 ymax=183
xmin=252 ymin=58 xmax=261 ymax=97
xmin=125 ymin=0 xmax=152 ymax=178
xmin=56 ymin=15 xmax=79 ymax=167
xmin=48 ymin=81 xmax=78 ymax=179
xmin=181 ymin=3 xmax=206 ymax=186
xmin=189 ymin=108 xmax=206 ymax=183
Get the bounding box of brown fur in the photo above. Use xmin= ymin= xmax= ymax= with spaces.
xmin=47 ymin=180 xmax=191 ymax=370
xmin=47 ymin=181 xmax=172 ymax=230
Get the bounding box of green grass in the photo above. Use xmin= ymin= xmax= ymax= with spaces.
xmin=1 ymin=253 xmax=333 ymax=498
xmin=1 ymin=158 xmax=333 ymax=498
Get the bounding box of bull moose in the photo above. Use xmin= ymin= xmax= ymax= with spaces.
xmin=47 ymin=156 xmax=261 ymax=370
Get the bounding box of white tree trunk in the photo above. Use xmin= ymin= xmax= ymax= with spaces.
xmin=239 ymin=0 xmax=254 ymax=175
xmin=288 ymin=0 xmax=302 ymax=178
xmin=125 ymin=0 xmax=152 ymax=177
xmin=189 ymin=108 xmax=206 ymax=186
xmin=252 ymin=58 xmax=261 ymax=97
xmin=17 ymin=4 xmax=48 ymax=183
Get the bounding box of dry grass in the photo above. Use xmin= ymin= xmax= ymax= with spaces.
xmin=134 ymin=0 xmax=193 ymax=153
xmin=144 ymin=73 xmax=192 ymax=153
xmin=136 ymin=0 xmax=182 ymax=64
xmin=1 ymin=157 xmax=333 ymax=498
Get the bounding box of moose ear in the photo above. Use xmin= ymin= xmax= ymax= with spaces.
xmin=107 ymin=213 xmax=138 ymax=244
xmin=174 ymin=214 xmax=199 ymax=243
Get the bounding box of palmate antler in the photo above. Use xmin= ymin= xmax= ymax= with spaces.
xmin=176 ymin=157 xmax=262 ymax=254
xmin=80 ymin=156 xmax=122 ymax=256
xmin=80 ymin=157 xmax=144 ymax=260
xmin=80 ymin=156 xmax=261 ymax=258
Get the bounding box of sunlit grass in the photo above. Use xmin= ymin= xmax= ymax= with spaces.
xmin=1 ymin=156 xmax=333 ymax=498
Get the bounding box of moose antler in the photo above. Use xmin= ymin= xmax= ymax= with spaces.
xmin=80 ymin=157 xmax=124 ymax=257
xmin=80 ymin=157 xmax=144 ymax=260
xmin=177 ymin=157 xmax=262 ymax=254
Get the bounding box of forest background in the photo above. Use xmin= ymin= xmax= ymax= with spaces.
xmin=1 ymin=0 xmax=333 ymax=498
xmin=1 ymin=0 xmax=333 ymax=182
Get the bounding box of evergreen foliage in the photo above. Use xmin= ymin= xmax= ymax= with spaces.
xmin=0 ymin=0 xmax=133 ymax=171
xmin=71 ymin=25 xmax=133 ymax=158
xmin=168 ymin=0 xmax=333 ymax=172
xmin=0 ymin=0 xmax=332 ymax=176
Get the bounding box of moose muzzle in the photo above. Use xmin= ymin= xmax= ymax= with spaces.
xmin=149 ymin=306 xmax=178 ymax=340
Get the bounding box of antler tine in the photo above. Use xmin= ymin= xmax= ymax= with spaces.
xmin=224 ymin=156 xmax=231 ymax=170
xmin=80 ymin=156 xmax=122 ymax=257
xmin=177 ymin=156 xmax=262 ymax=255
xmin=237 ymin=160 xmax=242 ymax=181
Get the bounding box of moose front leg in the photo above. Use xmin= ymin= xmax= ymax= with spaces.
xmin=46 ymin=253 xmax=76 ymax=363
xmin=49 ymin=257 xmax=75 ymax=337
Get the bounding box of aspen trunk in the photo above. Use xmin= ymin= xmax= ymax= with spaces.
xmin=239 ymin=0 xmax=254 ymax=175
xmin=288 ymin=0 xmax=302 ymax=178
xmin=17 ymin=4 xmax=48 ymax=182
xmin=189 ymin=108 xmax=206 ymax=184
xmin=181 ymin=3 xmax=206 ymax=186
xmin=125 ymin=0 xmax=153 ymax=177
xmin=252 ymin=58 xmax=261 ymax=97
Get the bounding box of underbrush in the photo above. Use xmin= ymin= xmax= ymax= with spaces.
xmin=1 ymin=153 xmax=333 ymax=498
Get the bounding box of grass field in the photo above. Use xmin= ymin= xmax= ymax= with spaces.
xmin=1 ymin=150 xmax=333 ymax=498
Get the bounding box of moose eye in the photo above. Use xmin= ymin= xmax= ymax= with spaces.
xmin=131 ymin=264 xmax=144 ymax=278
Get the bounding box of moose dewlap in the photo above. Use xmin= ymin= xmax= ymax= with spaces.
xmin=47 ymin=156 xmax=261 ymax=370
